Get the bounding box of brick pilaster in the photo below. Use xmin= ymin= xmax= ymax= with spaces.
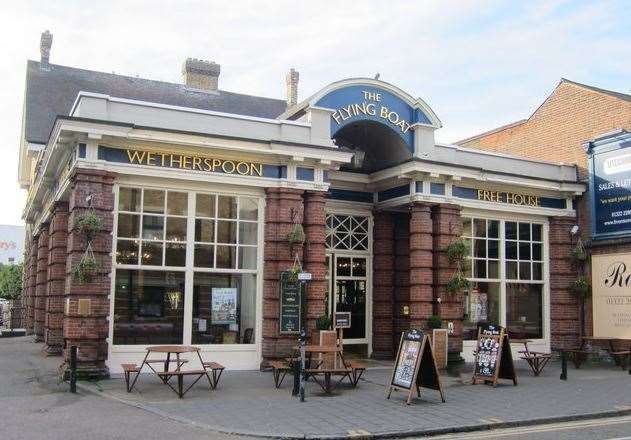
xmin=63 ymin=169 xmax=114 ymax=379
xmin=44 ymin=202 xmax=68 ymax=355
xmin=26 ymin=235 xmax=39 ymax=334
xmin=262 ymin=188 xmax=304 ymax=363
xmin=549 ymin=216 xmax=580 ymax=349
xmin=409 ymin=203 xmax=433 ymax=328
xmin=303 ymin=191 xmax=327 ymax=337
xmin=393 ymin=213 xmax=410 ymax=347
xmin=34 ymin=226 xmax=49 ymax=341
xmin=432 ymin=203 xmax=464 ymax=355
xmin=372 ymin=211 xmax=395 ymax=358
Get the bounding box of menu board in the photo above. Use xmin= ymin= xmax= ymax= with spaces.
xmin=387 ymin=329 xmax=445 ymax=404
xmin=472 ymin=324 xmax=517 ymax=387
xmin=279 ymin=272 xmax=303 ymax=334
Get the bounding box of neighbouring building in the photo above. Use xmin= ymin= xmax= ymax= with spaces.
xmin=18 ymin=31 xmax=585 ymax=377
xmin=458 ymin=79 xmax=631 ymax=347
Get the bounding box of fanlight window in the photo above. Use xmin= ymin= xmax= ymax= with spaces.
xmin=326 ymin=214 xmax=369 ymax=251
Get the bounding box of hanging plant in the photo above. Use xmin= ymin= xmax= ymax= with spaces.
xmin=286 ymin=255 xmax=302 ymax=283
xmin=570 ymin=237 xmax=588 ymax=266
xmin=72 ymin=243 xmax=99 ymax=283
xmin=446 ymin=272 xmax=470 ymax=295
xmin=446 ymin=238 xmax=469 ymax=265
xmin=286 ymin=223 xmax=306 ymax=247
xmin=569 ymin=276 xmax=591 ymax=299
xmin=75 ymin=210 xmax=102 ymax=241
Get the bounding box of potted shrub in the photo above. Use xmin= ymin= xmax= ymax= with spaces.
xmin=427 ymin=314 xmax=448 ymax=369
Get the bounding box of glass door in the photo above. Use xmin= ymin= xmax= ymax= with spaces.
xmin=326 ymin=253 xmax=368 ymax=343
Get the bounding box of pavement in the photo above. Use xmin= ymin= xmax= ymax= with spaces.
xmin=3 ymin=336 xmax=631 ymax=440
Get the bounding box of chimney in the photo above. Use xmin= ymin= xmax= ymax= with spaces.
xmin=40 ymin=30 xmax=53 ymax=67
xmin=286 ymin=68 xmax=299 ymax=107
xmin=182 ymin=58 xmax=220 ymax=91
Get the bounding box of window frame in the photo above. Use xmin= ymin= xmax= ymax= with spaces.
xmin=110 ymin=184 xmax=263 ymax=351
xmin=461 ymin=213 xmax=549 ymax=343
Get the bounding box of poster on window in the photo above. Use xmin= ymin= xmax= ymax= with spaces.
xmin=211 ymin=288 xmax=237 ymax=325
xmin=469 ymin=289 xmax=488 ymax=323
xmin=592 ymin=253 xmax=631 ymax=338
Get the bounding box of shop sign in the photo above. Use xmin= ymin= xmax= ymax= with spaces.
xmin=476 ymin=189 xmax=540 ymax=207
xmin=279 ymin=272 xmax=304 ymax=334
xmin=588 ymin=139 xmax=631 ymax=239
xmin=316 ymin=85 xmax=432 ymax=152
xmin=592 ymin=253 xmax=631 ymax=338
xmin=98 ymin=146 xmax=264 ymax=177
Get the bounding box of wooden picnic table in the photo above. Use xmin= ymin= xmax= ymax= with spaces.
xmin=570 ymin=337 xmax=631 ymax=370
xmin=293 ymin=345 xmax=354 ymax=394
xmin=126 ymin=345 xmax=215 ymax=398
xmin=511 ymin=339 xmax=552 ymax=376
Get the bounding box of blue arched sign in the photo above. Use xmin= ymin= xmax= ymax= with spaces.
xmin=315 ymin=85 xmax=432 ymax=152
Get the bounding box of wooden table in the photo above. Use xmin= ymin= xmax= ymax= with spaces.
xmin=294 ymin=345 xmax=352 ymax=394
xmin=129 ymin=345 xmax=213 ymax=398
xmin=574 ymin=337 xmax=631 ymax=370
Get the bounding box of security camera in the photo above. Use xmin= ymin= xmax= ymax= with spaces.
xmin=570 ymin=225 xmax=579 ymax=235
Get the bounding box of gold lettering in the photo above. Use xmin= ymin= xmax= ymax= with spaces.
xmin=146 ymin=152 xmax=156 ymax=165
xmin=250 ymin=163 xmax=263 ymax=176
xmin=236 ymin=161 xmax=250 ymax=175
xmin=477 ymin=189 xmax=484 ymax=200
xmin=170 ymin=154 xmax=183 ymax=168
xmin=202 ymin=158 xmax=212 ymax=171
xmin=222 ymin=160 xmax=236 ymax=174
xmin=192 ymin=156 xmax=202 ymax=171
xmin=159 ymin=153 xmax=168 ymax=166
xmin=182 ymin=155 xmax=192 ymax=169
xmin=212 ymin=159 xmax=221 ymax=171
xmin=126 ymin=150 xmax=146 ymax=164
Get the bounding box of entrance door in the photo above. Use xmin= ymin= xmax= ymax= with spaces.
xmin=326 ymin=253 xmax=369 ymax=344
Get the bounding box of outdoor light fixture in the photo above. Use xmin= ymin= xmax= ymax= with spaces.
xmin=352 ymin=149 xmax=366 ymax=169
xmin=570 ymin=225 xmax=579 ymax=235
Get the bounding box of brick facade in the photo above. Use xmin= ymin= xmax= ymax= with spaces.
xmin=303 ymin=191 xmax=327 ymax=337
xmin=34 ymin=226 xmax=49 ymax=341
xmin=44 ymin=202 xmax=68 ymax=355
xmin=372 ymin=211 xmax=395 ymax=358
xmin=63 ymin=169 xmax=114 ymax=379
xmin=24 ymin=236 xmax=38 ymax=334
xmin=408 ymin=203 xmax=434 ymax=329
xmin=262 ymin=188 xmax=305 ymax=362
xmin=432 ymin=203 xmax=464 ymax=355
xmin=393 ymin=213 xmax=410 ymax=349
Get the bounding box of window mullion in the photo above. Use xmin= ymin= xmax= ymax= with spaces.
xmin=499 ymin=220 xmax=507 ymax=329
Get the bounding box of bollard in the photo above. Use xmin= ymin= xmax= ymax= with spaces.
xmin=69 ymin=345 xmax=77 ymax=393
xmin=292 ymin=353 xmax=300 ymax=396
xmin=299 ymin=329 xmax=306 ymax=402
xmin=560 ymin=350 xmax=567 ymax=381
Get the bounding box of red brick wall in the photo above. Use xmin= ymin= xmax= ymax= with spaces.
xmin=262 ymin=188 xmax=305 ymax=362
xmin=44 ymin=202 xmax=68 ymax=355
xmin=34 ymin=226 xmax=49 ymax=341
xmin=303 ymin=191 xmax=327 ymax=337
xmin=393 ymin=213 xmax=410 ymax=349
xmin=460 ymin=81 xmax=631 ymax=178
xmin=409 ymin=203 xmax=433 ymax=328
xmin=372 ymin=211 xmax=395 ymax=358
xmin=63 ymin=169 xmax=114 ymax=378
xmin=25 ymin=236 xmax=38 ymax=333
xmin=432 ymin=203 xmax=464 ymax=354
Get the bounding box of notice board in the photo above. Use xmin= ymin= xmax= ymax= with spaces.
xmin=387 ymin=328 xmax=445 ymax=404
xmin=592 ymin=253 xmax=631 ymax=338
xmin=472 ymin=324 xmax=517 ymax=387
xmin=279 ymin=272 xmax=303 ymax=334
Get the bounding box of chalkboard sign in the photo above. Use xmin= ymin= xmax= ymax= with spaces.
xmin=472 ymin=324 xmax=517 ymax=387
xmin=333 ymin=312 xmax=351 ymax=329
xmin=279 ymin=272 xmax=303 ymax=334
xmin=387 ymin=329 xmax=445 ymax=404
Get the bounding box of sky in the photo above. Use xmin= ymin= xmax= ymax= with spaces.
xmin=1 ymin=0 xmax=630 ymax=225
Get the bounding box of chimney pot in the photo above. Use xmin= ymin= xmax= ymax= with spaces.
xmin=40 ymin=30 xmax=53 ymax=68
xmin=286 ymin=68 xmax=299 ymax=108
xmin=182 ymin=58 xmax=220 ymax=91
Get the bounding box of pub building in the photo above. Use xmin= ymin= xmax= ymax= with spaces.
xmin=18 ymin=32 xmax=585 ymax=377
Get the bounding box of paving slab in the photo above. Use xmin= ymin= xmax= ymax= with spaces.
xmin=80 ymin=357 xmax=631 ymax=439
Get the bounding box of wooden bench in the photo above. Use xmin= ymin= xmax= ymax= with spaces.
xmin=269 ymin=360 xmax=292 ymax=388
xmin=346 ymin=361 xmax=366 ymax=386
xmin=121 ymin=363 xmax=140 ymax=392
xmin=609 ymin=351 xmax=631 ymax=370
xmin=202 ymin=361 xmax=225 ymax=389
xmin=156 ymin=369 xmax=212 ymax=398
xmin=564 ymin=349 xmax=591 ymax=368
xmin=519 ymin=351 xmax=552 ymax=376
xmin=304 ymin=367 xmax=353 ymax=393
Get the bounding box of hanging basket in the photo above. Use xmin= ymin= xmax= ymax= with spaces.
xmin=446 ymin=238 xmax=469 ymax=265
xmin=446 ymin=268 xmax=470 ymax=295
xmin=286 ymin=255 xmax=302 ymax=283
xmin=286 ymin=223 xmax=306 ymax=247
xmin=569 ymin=276 xmax=591 ymax=299
xmin=75 ymin=210 xmax=102 ymax=242
xmin=570 ymin=238 xmax=588 ymax=266
xmin=72 ymin=243 xmax=99 ymax=283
